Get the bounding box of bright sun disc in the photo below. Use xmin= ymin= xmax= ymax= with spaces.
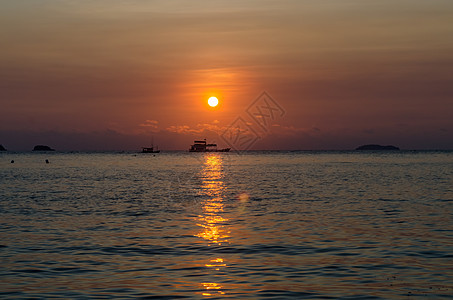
xmin=208 ymin=97 xmax=219 ymax=107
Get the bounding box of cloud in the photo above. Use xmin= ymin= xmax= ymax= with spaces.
xmin=166 ymin=125 xmax=197 ymax=135
xmin=166 ymin=121 xmax=228 ymax=135
xmin=139 ymin=119 xmax=159 ymax=131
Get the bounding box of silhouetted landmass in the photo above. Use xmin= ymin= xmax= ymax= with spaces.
xmin=33 ymin=145 xmax=55 ymax=151
xmin=356 ymin=144 xmax=400 ymax=151
xmin=0 ymin=144 xmax=6 ymax=151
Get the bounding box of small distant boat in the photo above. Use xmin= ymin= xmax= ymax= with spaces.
xmin=189 ymin=139 xmax=230 ymax=152
xmin=142 ymin=146 xmax=160 ymax=153
xmin=142 ymin=137 xmax=160 ymax=153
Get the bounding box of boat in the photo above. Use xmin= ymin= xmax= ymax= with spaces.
xmin=142 ymin=138 xmax=160 ymax=153
xmin=142 ymin=146 xmax=160 ymax=153
xmin=189 ymin=139 xmax=230 ymax=152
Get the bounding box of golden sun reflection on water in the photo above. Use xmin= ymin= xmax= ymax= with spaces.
xmin=195 ymin=154 xmax=229 ymax=296
xmin=196 ymin=154 xmax=230 ymax=245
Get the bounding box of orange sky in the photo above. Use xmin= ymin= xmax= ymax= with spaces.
xmin=1 ymin=0 xmax=453 ymax=150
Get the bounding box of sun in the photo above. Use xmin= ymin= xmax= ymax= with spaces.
xmin=208 ymin=97 xmax=219 ymax=107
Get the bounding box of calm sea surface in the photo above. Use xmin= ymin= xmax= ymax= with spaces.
xmin=1 ymin=151 xmax=452 ymax=299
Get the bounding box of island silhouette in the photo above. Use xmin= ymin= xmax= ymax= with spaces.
xmin=356 ymin=144 xmax=399 ymax=151
xmin=33 ymin=145 xmax=55 ymax=151
xmin=0 ymin=144 xmax=6 ymax=151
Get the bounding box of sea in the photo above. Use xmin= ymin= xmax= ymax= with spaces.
xmin=1 ymin=151 xmax=452 ymax=299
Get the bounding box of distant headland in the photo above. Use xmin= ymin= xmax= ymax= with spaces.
xmin=355 ymin=144 xmax=400 ymax=151
xmin=32 ymin=145 xmax=55 ymax=151
xmin=0 ymin=144 xmax=6 ymax=151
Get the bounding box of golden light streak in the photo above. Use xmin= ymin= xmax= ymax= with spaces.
xmin=196 ymin=154 xmax=230 ymax=296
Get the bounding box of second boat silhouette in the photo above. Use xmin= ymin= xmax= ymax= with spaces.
xmin=189 ymin=139 xmax=230 ymax=152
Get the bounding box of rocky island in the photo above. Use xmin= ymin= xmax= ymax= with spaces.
xmin=355 ymin=144 xmax=400 ymax=151
xmin=0 ymin=144 xmax=6 ymax=151
xmin=33 ymin=145 xmax=55 ymax=151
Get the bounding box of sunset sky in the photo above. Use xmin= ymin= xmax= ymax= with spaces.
xmin=1 ymin=0 xmax=452 ymax=150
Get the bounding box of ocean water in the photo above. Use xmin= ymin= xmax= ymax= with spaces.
xmin=0 ymin=151 xmax=452 ymax=299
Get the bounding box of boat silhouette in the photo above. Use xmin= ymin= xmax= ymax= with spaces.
xmin=189 ymin=139 xmax=230 ymax=152
xmin=142 ymin=137 xmax=160 ymax=153
xmin=141 ymin=146 xmax=160 ymax=153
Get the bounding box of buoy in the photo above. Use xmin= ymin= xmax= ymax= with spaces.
xmin=45 ymin=159 xmax=49 ymax=164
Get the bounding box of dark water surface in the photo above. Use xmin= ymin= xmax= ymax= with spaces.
xmin=1 ymin=151 xmax=452 ymax=299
